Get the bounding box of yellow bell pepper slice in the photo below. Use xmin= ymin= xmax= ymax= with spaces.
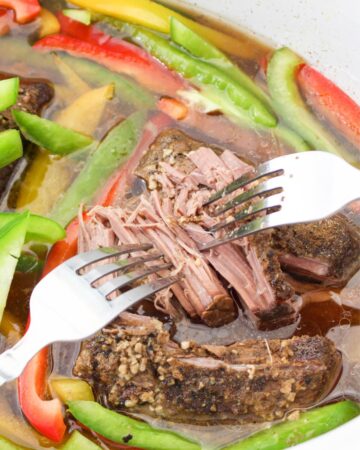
xmin=53 ymin=54 xmax=90 ymax=103
xmin=38 ymin=8 xmax=60 ymax=38
xmin=0 ymin=310 xmax=23 ymax=344
xmin=55 ymin=83 xmax=114 ymax=134
xmin=71 ymin=0 xmax=263 ymax=59
xmin=50 ymin=378 xmax=95 ymax=403
xmin=16 ymin=152 xmax=73 ymax=214
xmin=17 ymin=84 xmax=112 ymax=213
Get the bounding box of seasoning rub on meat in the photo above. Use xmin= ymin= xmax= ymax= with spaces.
xmin=74 ymin=313 xmax=341 ymax=424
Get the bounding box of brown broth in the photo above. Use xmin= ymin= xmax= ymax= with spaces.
xmin=0 ymin=1 xmax=360 ymax=449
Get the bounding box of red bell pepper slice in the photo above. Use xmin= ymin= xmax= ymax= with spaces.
xmin=57 ymin=11 xmax=106 ymax=44
xmin=157 ymin=97 xmax=188 ymax=121
xmin=42 ymin=214 xmax=84 ymax=276
xmin=0 ymin=0 xmax=40 ymax=24
xmin=57 ymin=12 xmax=186 ymax=88
xmin=34 ymin=31 xmax=186 ymax=96
xmin=298 ymin=65 xmax=360 ymax=150
xmin=17 ymin=216 xmax=84 ymax=442
xmin=18 ymin=348 xmax=66 ymax=442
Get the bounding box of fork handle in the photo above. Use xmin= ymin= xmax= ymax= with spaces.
xmin=0 ymin=327 xmax=46 ymax=386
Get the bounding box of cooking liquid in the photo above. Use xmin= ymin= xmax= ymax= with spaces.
xmin=0 ymin=1 xmax=360 ymax=449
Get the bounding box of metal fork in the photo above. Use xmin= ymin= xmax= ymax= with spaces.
xmin=201 ymin=151 xmax=360 ymax=250
xmin=0 ymin=244 xmax=177 ymax=385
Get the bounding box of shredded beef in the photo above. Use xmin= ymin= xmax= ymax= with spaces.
xmin=79 ymin=129 xmax=360 ymax=329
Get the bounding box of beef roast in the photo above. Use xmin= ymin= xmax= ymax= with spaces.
xmin=0 ymin=73 xmax=53 ymax=197
xmin=273 ymin=216 xmax=360 ymax=284
xmin=74 ymin=313 xmax=341 ymax=425
xmin=79 ymin=128 xmax=360 ymax=329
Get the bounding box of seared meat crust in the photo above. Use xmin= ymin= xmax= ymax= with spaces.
xmin=273 ymin=216 xmax=360 ymax=283
xmin=74 ymin=313 xmax=341 ymax=424
xmin=135 ymin=128 xmax=201 ymax=180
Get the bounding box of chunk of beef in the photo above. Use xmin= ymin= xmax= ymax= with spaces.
xmin=0 ymin=73 xmax=53 ymax=197
xmin=80 ymin=129 xmax=360 ymax=329
xmin=135 ymin=128 xmax=203 ymax=180
xmin=273 ymin=216 xmax=360 ymax=284
xmin=74 ymin=313 xmax=341 ymax=425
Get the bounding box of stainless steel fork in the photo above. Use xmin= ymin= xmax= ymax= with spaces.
xmin=201 ymin=151 xmax=360 ymax=250
xmin=0 ymin=244 xmax=177 ymax=385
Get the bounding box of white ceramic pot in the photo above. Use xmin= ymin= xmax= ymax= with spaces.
xmin=170 ymin=0 xmax=360 ymax=448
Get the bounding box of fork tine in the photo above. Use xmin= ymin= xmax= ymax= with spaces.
xmin=210 ymin=193 xmax=284 ymax=232
xmin=201 ymin=215 xmax=275 ymax=251
xmin=109 ymin=276 xmax=179 ymax=311
xmin=213 ymin=177 xmax=283 ymax=217
xmin=66 ymin=243 xmax=153 ymax=272
xmin=98 ymin=263 xmax=173 ymax=297
xmin=82 ymin=253 xmax=164 ymax=284
xmin=203 ymin=162 xmax=283 ymax=207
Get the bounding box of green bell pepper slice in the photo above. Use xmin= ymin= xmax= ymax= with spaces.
xmin=0 ymin=212 xmax=29 ymax=322
xmin=168 ymin=19 xmax=310 ymax=152
xmin=225 ymin=400 xmax=360 ymax=450
xmin=61 ymin=431 xmax=101 ymax=450
xmin=267 ymin=47 xmax=355 ymax=163
xmin=68 ymin=400 xmax=360 ymax=450
xmin=51 ymin=110 xmax=146 ymax=226
xmin=170 ymin=17 xmax=271 ymax=108
xmin=12 ymin=110 xmax=93 ymax=155
xmin=63 ymin=8 xmax=91 ymax=25
xmin=102 ymin=20 xmax=308 ymax=151
xmin=0 ymin=212 xmax=65 ymax=244
xmin=117 ymin=21 xmax=276 ymax=128
xmin=68 ymin=400 xmax=200 ymax=450
xmin=0 ymin=129 xmax=23 ymax=169
xmin=0 ymin=77 xmax=19 ymax=111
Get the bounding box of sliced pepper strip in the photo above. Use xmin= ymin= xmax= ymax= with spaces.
xmin=0 ymin=0 xmax=40 ymax=24
xmin=267 ymin=47 xmax=356 ymax=163
xmin=0 ymin=129 xmax=22 ymax=169
xmin=0 ymin=76 xmax=19 ymax=111
xmin=17 ymin=214 xmax=72 ymax=442
xmin=298 ymin=64 xmax=360 ymax=150
xmin=62 ymin=8 xmax=91 ymax=26
xmin=0 ymin=212 xmax=65 ymax=244
xmin=18 ymin=348 xmax=66 ymax=443
xmin=38 ymin=8 xmax=60 ymax=38
xmin=42 ymin=214 xmax=83 ymax=276
xmin=34 ymin=30 xmax=186 ymax=96
xmin=61 ymin=431 xmax=101 ymax=450
xmin=12 ymin=110 xmax=93 ymax=155
xmin=70 ymin=0 xmax=265 ymax=60
xmin=17 ymin=215 xmax=81 ymax=443
xmin=119 ymin=22 xmax=276 ymax=128
xmin=170 ymin=17 xmax=271 ymax=108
